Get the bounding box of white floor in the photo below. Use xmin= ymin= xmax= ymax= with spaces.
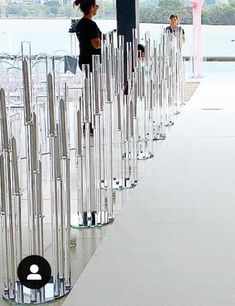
xmin=63 ymin=73 xmax=235 ymax=306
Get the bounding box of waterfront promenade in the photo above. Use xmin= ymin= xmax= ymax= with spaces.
xmin=63 ymin=73 xmax=235 ymax=306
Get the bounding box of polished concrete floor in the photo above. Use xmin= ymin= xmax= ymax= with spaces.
xmin=0 ymin=81 xmax=197 ymax=306
xmin=62 ymin=73 xmax=235 ymax=306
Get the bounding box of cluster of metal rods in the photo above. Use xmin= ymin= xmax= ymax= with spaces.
xmin=0 ymin=29 xmax=185 ymax=304
xmin=0 ymin=42 xmax=71 ymax=303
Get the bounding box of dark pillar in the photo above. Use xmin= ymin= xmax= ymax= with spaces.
xmin=116 ymin=0 xmax=139 ymax=86
xmin=116 ymin=0 xmax=139 ymax=44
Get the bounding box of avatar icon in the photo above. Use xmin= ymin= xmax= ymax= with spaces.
xmin=17 ymin=255 xmax=51 ymax=289
xmin=27 ymin=264 xmax=42 ymax=280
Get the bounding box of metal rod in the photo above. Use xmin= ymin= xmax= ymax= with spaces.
xmin=0 ymin=89 xmax=9 ymax=149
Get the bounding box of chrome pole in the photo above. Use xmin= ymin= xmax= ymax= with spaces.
xmin=83 ymin=64 xmax=93 ymax=226
xmin=0 ymin=152 xmax=9 ymax=295
xmin=74 ymin=108 xmax=84 ymax=226
xmin=58 ymin=98 xmax=71 ymax=291
xmin=0 ymin=88 xmax=16 ymax=300
xmin=103 ymin=37 xmax=114 ymax=221
xmin=123 ymin=95 xmax=131 ymax=188
xmin=11 ymin=136 xmax=23 ymax=297
xmin=92 ymin=55 xmax=102 ymax=224
xmin=47 ymin=72 xmax=60 ymax=297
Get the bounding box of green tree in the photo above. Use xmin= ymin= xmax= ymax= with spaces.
xmin=158 ymin=0 xmax=185 ymax=21
xmin=57 ymin=3 xmax=75 ymax=17
xmin=201 ymin=9 xmax=209 ymax=24
xmin=139 ymin=6 xmax=157 ymax=22
xmin=6 ymin=4 xmax=24 ymax=15
xmin=4 ymin=0 xmax=235 ymax=25
xmin=223 ymin=6 xmax=235 ymax=24
xmin=180 ymin=6 xmax=193 ymax=24
xmin=34 ymin=4 xmax=50 ymax=17
xmin=43 ymin=0 xmax=61 ymax=16
xmin=139 ymin=0 xmax=191 ymax=24
xmin=228 ymin=0 xmax=235 ymax=7
xmin=96 ymin=0 xmax=116 ymax=19
xmin=205 ymin=5 xmax=226 ymax=24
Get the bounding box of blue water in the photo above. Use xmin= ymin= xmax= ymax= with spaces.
xmin=0 ymin=19 xmax=235 ymax=72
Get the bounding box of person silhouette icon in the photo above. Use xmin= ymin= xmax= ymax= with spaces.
xmin=27 ymin=264 xmax=42 ymax=280
xmin=18 ymin=255 xmax=51 ymax=289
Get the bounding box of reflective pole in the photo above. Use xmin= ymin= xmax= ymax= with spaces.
xmin=58 ymin=98 xmax=71 ymax=291
xmin=22 ymin=50 xmax=44 ymax=301
xmin=103 ymin=36 xmax=114 ymax=222
xmin=0 ymin=88 xmax=16 ymax=301
xmin=92 ymin=55 xmax=102 ymax=224
xmin=11 ymin=137 xmax=23 ymax=302
xmin=47 ymin=72 xmax=60 ymax=297
xmin=74 ymin=108 xmax=84 ymax=226
xmin=83 ymin=64 xmax=94 ymax=226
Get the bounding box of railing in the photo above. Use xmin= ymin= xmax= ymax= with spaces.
xmin=183 ymin=56 xmax=235 ymax=62
xmin=1 ymin=55 xmax=235 ymax=62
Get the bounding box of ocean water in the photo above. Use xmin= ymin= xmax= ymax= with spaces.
xmin=0 ymin=19 xmax=235 ymax=72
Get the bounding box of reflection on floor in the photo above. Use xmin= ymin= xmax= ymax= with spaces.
xmin=0 ymin=82 xmax=195 ymax=306
xmin=63 ymin=73 xmax=235 ymax=306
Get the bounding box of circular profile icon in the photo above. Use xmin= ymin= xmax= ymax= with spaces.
xmin=17 ymin=255 xmax=51 ymax=289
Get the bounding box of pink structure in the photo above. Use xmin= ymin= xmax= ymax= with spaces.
xmin=192 ymin=0 xmax=205 ymax=77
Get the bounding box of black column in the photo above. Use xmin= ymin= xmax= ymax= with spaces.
xmin=116 ymin=0 xmax=139 ymax=85
xmin=116 ymin=0 xmax=139 ymax=44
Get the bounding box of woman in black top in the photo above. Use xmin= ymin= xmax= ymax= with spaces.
xmin=73 ymin=0 xmax=101 ymax=71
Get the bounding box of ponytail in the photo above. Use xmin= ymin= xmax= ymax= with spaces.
xmin=73 ymin=0 xmax=96 ymax=14
xmin=73 ymin=0 xmax=83 ymax=7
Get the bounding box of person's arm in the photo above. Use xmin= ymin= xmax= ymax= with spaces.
xmin=91 ymin=37 xmax=101 ymax=49
xmin=89 ymin=22 xmax=101 ymax=49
